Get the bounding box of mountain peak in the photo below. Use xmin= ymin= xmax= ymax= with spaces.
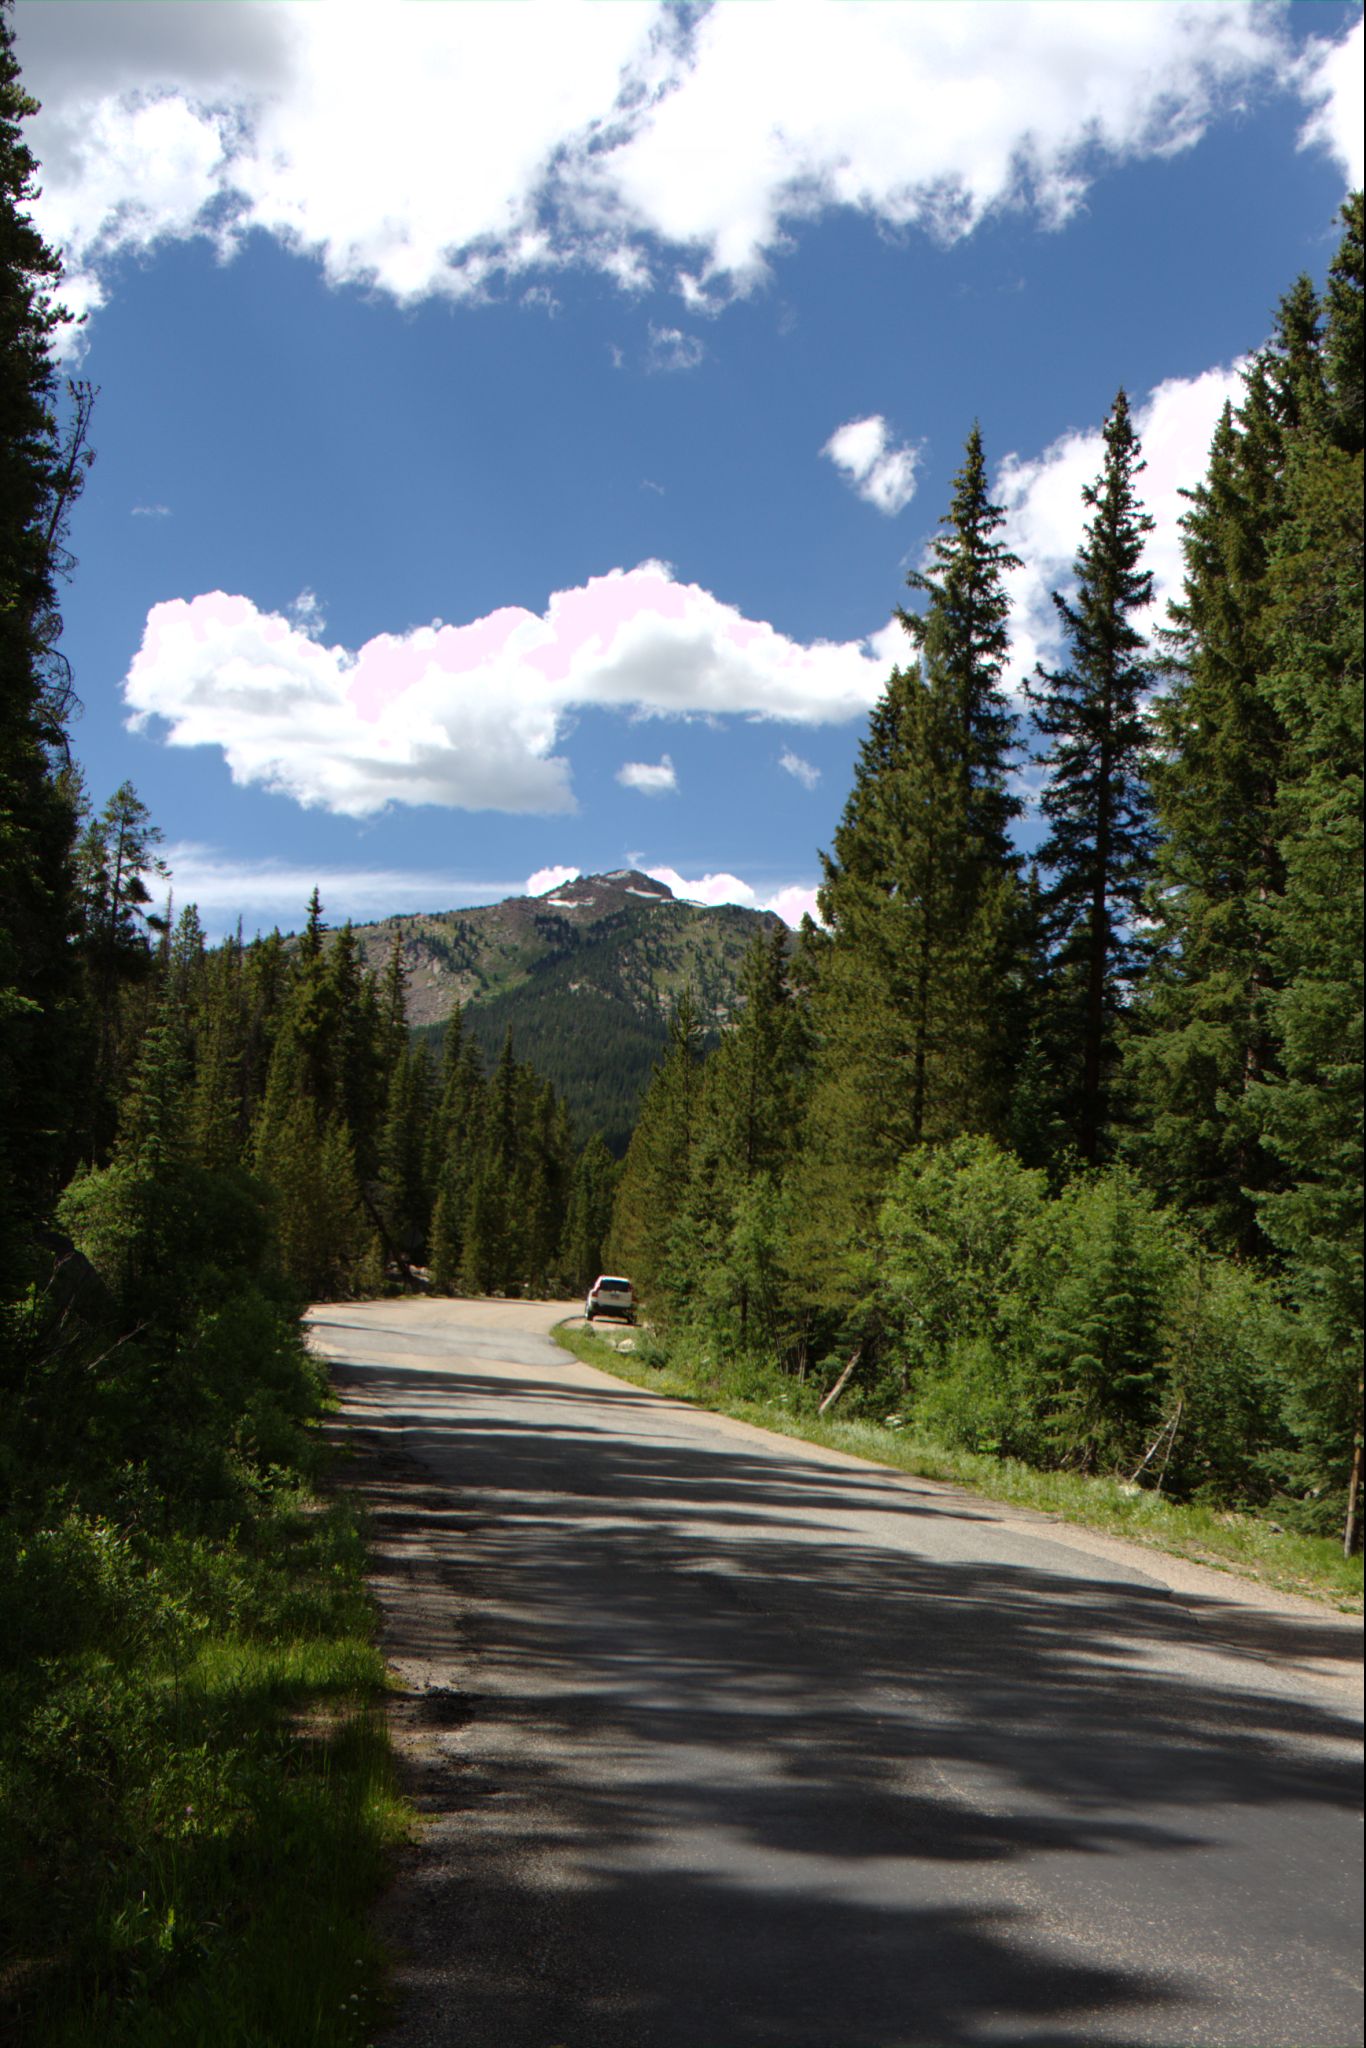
xmin=532 ymin=869 xmax=675 ymax=911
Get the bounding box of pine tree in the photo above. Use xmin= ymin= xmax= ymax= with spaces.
xmin=1126 ymin=287 xmax=1327 ymax=1246
xmin=560 ymin=1134 xmax=618 ymax=1294
xmin=377 ymin=1040 xmax=436 ymax=1268
xmin=675 ymin=925 xmax=807 ymax=1345
xmin=608 ymin=990 xmax=704 ymax=1309
xmin=428 ymin=1009 xmax=485 ymax=1291
xmin=900 ymin=422 xmax=1022 ymax=873
xmin=1026 ymin=390 xmax=1156 ymax=1163
xmin=189 ymin=929 xmax=246 ymax=1170
xmin=1250 ymin=194 xmax=1364 ymax=1551
xmin=0 ymin=9 xmax=86 ymax=1270
xmin=806 ymin=428 xmax=1026 ymax=1215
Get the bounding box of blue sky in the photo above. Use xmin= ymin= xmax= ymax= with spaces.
xmin=17 ymin=0 xmax=1363 ymax=933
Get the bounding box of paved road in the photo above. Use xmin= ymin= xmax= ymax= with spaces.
xmin=312 ymin=1298 xmax=1363 ymax=2048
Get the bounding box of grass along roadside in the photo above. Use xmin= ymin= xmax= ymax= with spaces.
xmin=1 ymin=1484 xmax=411 ymax=2048
xmin=555 ymin=1321 xmax=1363 ymax=1611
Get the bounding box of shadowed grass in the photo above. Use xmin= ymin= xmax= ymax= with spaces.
xmin=555 ymin=1322 xmax=1363 ymax=1610
xmin=1 ymin=1494 xmax=411 ymax=2048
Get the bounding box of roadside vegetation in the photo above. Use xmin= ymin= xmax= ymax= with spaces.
xmin=0 ymin=23 xmax=409 ymax=2040
xmin=608 ymin=201 xmax=1364 ymax=1567
xmin=556 ymin=1320 xmax=1362 ymax=1609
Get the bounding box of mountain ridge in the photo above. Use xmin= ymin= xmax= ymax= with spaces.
xmin=342 ymin=870 xmax=786 ymax=1149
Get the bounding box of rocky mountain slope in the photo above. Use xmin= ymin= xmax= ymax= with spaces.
xmin=347 ymin=871 xmax=785 ymax=1149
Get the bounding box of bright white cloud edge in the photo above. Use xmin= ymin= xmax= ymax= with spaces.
xmin=617 ymin=755 xmax=678 ymax=795
xmin=125 ymin=354 xmax=1243 ymax=815
xmin=16 ymin=0 xmax=1360 ymax=348
xmin=122 ymin=563 xmax=890 ymax=817
xmin=822 ymin=415 xmax=919 ymax=515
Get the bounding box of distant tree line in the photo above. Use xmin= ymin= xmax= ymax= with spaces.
xmin=51 ymin=870 xmax=616 ymax=1306
xmin=611 ymin=196 xmax=1363 ymax=1554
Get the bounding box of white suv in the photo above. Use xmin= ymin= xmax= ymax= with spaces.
xmin=585 ymin=1275 xmax=637 ymax=1325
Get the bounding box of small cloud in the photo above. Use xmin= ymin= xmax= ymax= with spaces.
xmin=640 ymin=477 xmax=665 ymax=495
xmin=289 ymin=587 xmax=327 ymax=635
xmin=676 ymin=269 xmax=728 ymax=316
xmin=527 ymin=863 xmax=581 ymax=895
xmin=131 ymin=503 xmax=171 ymax=518
xmin=608 ymin=342 xmax=625 ymax=369
xmin=647 ymin=324 xmax=704 ymax=373
xmin=779 ymin=747 xmax=820 ymax=790
xmin=822 ymin=414 xmax=919 ymax=515
xmin=521 ymin=283 xmax=561 ymax=316
xmin=618 ymin=755 xmax=678 ymax=796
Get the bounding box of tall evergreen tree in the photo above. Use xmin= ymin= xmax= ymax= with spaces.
xmin=1125 ymin=288 xmax=1327 ymax=1246
xmin=608 ymin=990 xmax=705 ymax=1307
xmin=672 ymin=925 xmax=807 ymax=1345
xmin=1250 ymin=194 xmax=1364 ymax=1551
xmin=797 ymin=429 xmax=1025 ymax=1302
xmin=900 ymin=422 xmax=1022 ymax=873
xmin=1026 ymin=389 xmax=1156 ymax=1162
xmin=0 ymin=10 xmax=85 ymax=1272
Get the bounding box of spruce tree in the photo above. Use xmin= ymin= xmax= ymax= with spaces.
xmin=0 ymin=9 xmax=87 ymax=1269
xmin=608 ymin=990 xmax=704 ymax=1308
xmin=1026 ymin=389 xmax=1156 ymax=1163
xmin=1250 ymin=194 xmax=1364 ymax=1551
xmin=1126 ymin=287 xmax=1327 ymax=1246
xmin=560 ymin=1134 xmax=618 ymax=1294
xmin=900 ymin=422 xmax=1022 ymax=873
xmin=796 ymin=431 xmax=1024 ymax=1301
xmin=672 ymin=925 xmax=807 ymax=1345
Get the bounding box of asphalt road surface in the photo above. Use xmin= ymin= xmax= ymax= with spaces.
xmin=311 ymin=1298 xmax=1364 ymax=2048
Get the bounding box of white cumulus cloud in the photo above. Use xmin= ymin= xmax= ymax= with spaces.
xmin=644 ymin=866 xmax=819 ymax=928
xmin=617 ymin=755 xmax=678 ymax=796
xmin=1296 ymin=13 xmax=1364 ymax=189
xmin=527 ymin=864 xmax=582 ymax=896
xmin=15 ymin=0 xmax=1337 ymax=340
xmin=822 ymin=415 xmax=919 ymax=515
xmin=121 ymin=564 xmax=890 ymax=817
xmin=779 ymin=748 xmax=821 ymax=789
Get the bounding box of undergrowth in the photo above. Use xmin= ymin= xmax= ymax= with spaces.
xmin=0 ymin=1484 xmax=408 ymax=2046
xmin=556 ymin=1321 xmax=1363 ymax=1610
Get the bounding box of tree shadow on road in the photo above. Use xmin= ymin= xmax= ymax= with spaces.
xmin=329 ymin=1358 xmax=1363 ymax=2048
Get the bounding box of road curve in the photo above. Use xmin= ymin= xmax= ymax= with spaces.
xmin=311 ymin=1297 xmax=1363 ymax=2048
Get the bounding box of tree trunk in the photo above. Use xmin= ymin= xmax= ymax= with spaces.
xmin=1344 ymin=1374 xmax=1364 ymax=1559
xmin=818 ymin=1346 xmax=863 ymax=1416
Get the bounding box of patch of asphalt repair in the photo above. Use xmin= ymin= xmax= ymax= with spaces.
xmin=313 ymin=1298 xmax=1364 ymax=2048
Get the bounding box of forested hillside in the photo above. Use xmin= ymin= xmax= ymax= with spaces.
xmin=353 ymin=869 xmax=782 ymax=1150
xmin=612 ymin=197 xmax=1364 ymax=1557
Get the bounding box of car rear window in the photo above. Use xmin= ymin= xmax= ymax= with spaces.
xmin=597 ymin=1277 xmax=631 ymax=1289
